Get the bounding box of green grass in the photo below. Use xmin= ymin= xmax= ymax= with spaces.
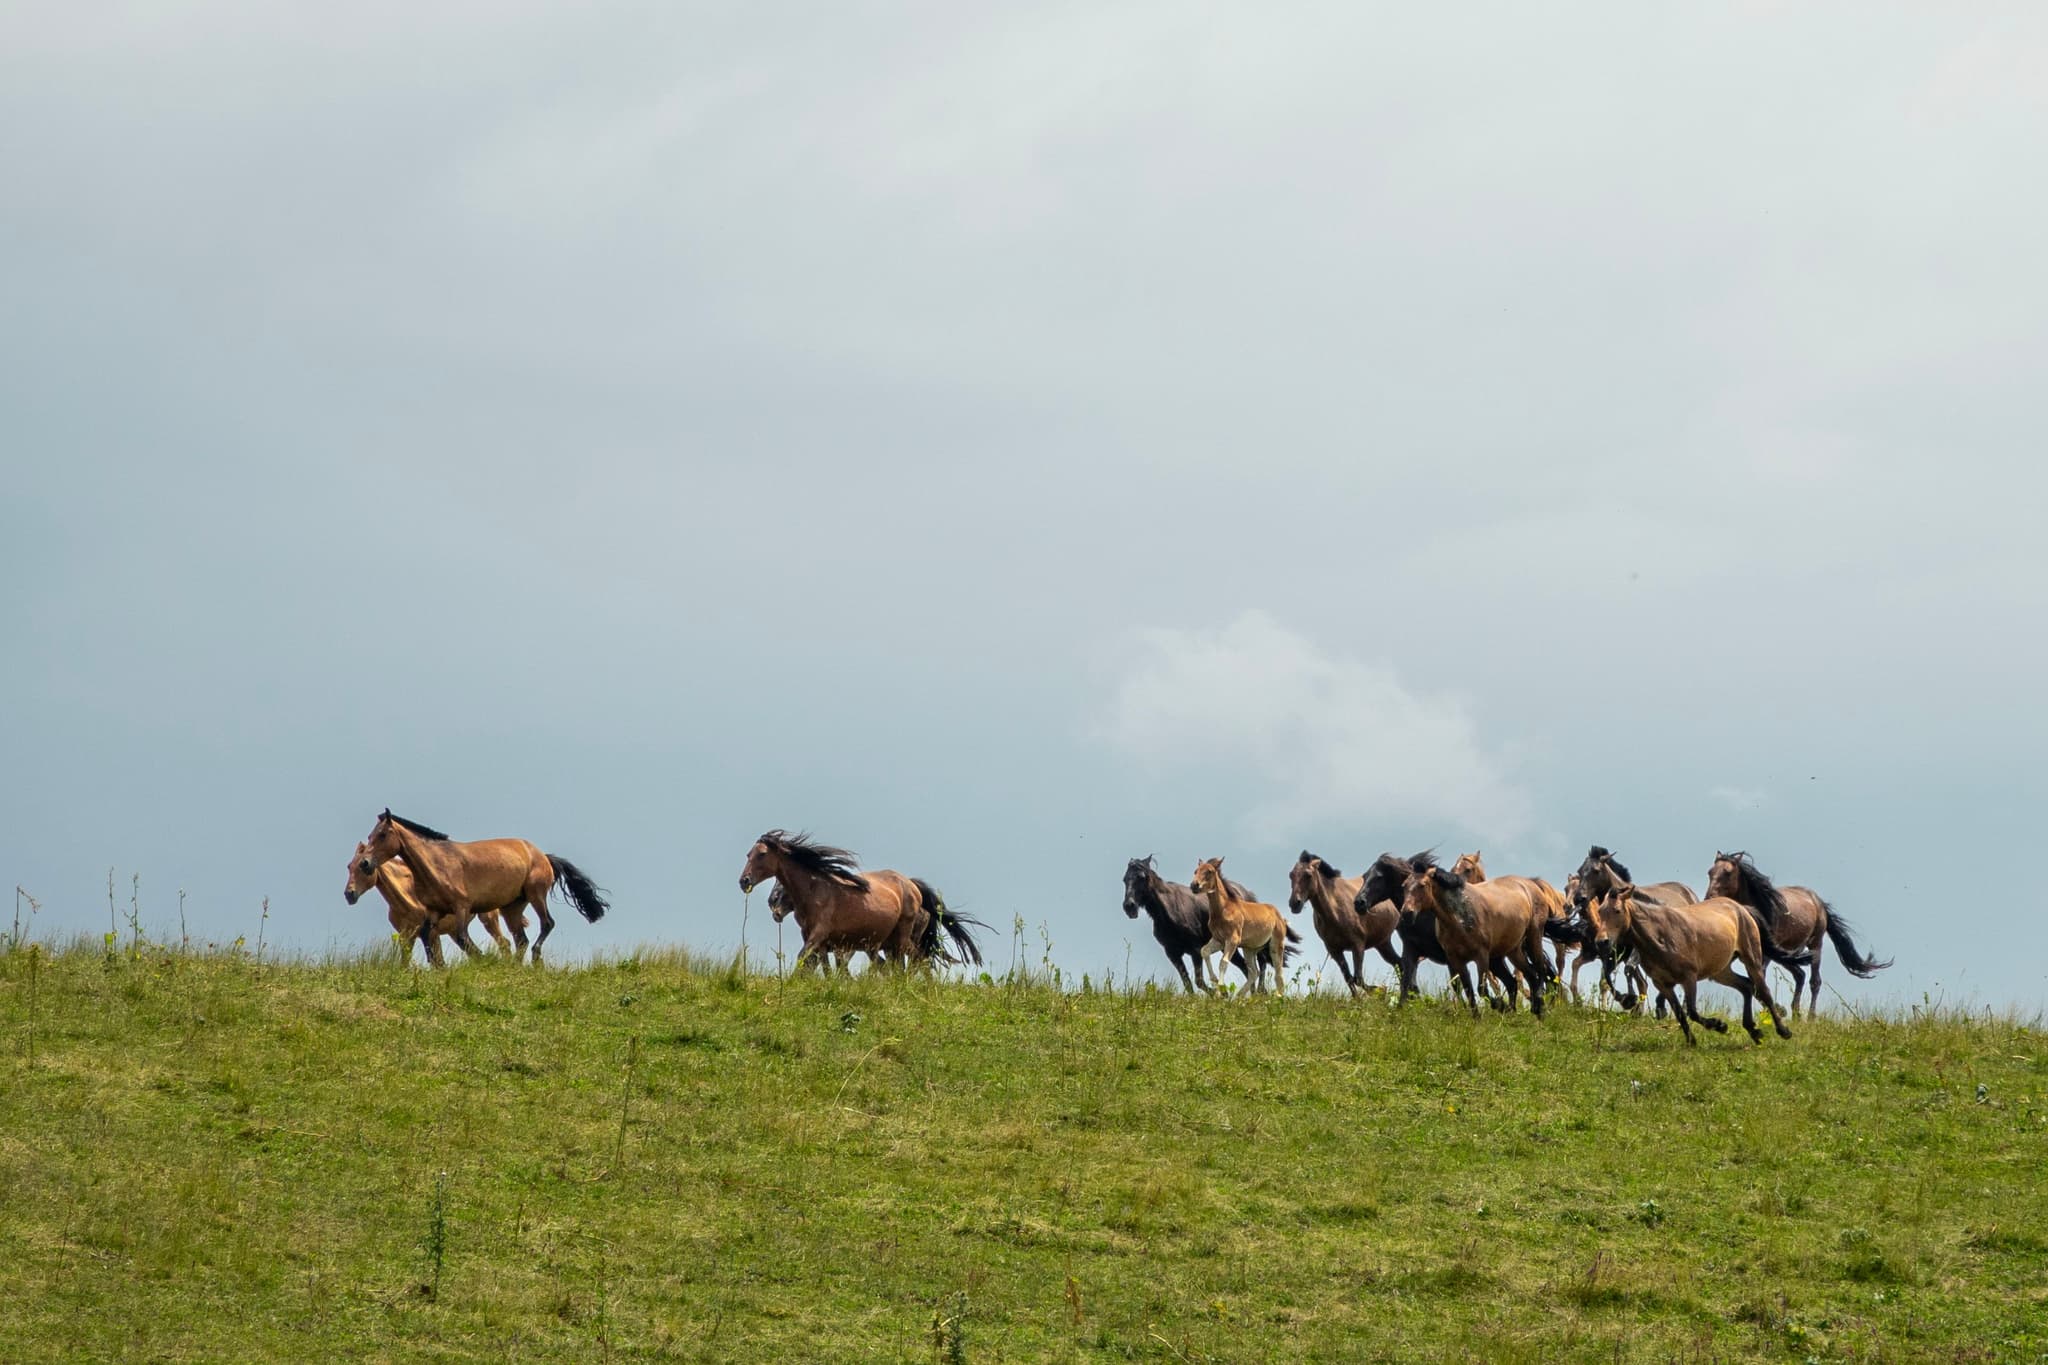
xmin=3 ymin=938 xmax=2046 ymax=1362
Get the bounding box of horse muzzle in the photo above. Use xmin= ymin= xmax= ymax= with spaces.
xmin=1121 ymin=900 xmax=1139 ymax=919
xmin=343 ymin=889 xmax=359 ymax=906
xmin=738 ymin=876 xmax=755 ymax=894
xmin=1286 ymin=897 xmax=1303 ymax=913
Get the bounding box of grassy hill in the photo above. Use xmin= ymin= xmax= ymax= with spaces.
xmin=2 ymin=938 xmax=2044 ymax=1362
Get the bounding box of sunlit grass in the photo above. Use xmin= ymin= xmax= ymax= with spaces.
xmin=1 ymin=939 xmax=2044 ymax=1361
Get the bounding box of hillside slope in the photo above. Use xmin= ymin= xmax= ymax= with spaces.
xmin=1 ymin=942 xmax=2043 ymax=1361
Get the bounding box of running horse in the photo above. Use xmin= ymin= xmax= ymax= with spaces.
xmin=351 ymin=810 xmax=608 ymax=965
xmin=739 ymin=830 xmax=985 ymax=971
xmin=1707 ymin=851 xmax=1890 ymax=1017
xmin=1584 ymin=881 xmax=1792 ymax=1046
xmin=1190 ymin=857 xmax=1294 ymax=995
xmin=1452 ymin=850 xmax=1572 ymax=979
xmin=1399 ymin=853 xmax=1555 ymax=1017
xmin=344 ymin=843 xmax=522 ymax=966
xmin=1122 ymin=855 xmax=1272 ymax=993
xmin=1287 ymin=851 xmax=1399 ymax=995
xmin=1355 ymin=851 xmax=1518 ymax=1004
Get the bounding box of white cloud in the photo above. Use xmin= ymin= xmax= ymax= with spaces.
xmin=1102 ymin=611 xmax=1533 ymax=844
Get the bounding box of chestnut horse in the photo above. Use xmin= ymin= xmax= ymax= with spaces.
xmin=354 ymin=810 xmax=608 ymax=965
xmin=1400 ymin=855 xmax=1554 ymax=1017
xmin=344 ymin=844 xmax=519 ymax=965
xmin=739 ymin=831 xmax=984 ymax=972
xmin=1452 ymin=850 xmax=1572 ymax=978
xmin=1356 ymin=851 xmax=1517 ymax=1004
xmin=1707 ymin=851 xmax=1890 ymax=1017
xmin=1191 ymin=857 xmax=1292 ymax=995
xmin=1288 ymin=851 xmax=1398 ymax=995
xmin=1585 ymin=883 xmax=1792 ymax=1046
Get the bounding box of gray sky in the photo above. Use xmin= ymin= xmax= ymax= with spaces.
xmin=5 ymin=4 xmax=2045 ymax=1005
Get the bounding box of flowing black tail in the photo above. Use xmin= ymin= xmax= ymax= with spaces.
xmin=549 ymin=856 xmax=609 ymax=922
xmin=1543 ymin=913 xmax=1591 ymax=948
xmin=911 ymin=878 xmax=989 ymax=966
xmin=1823 ymin=906 xmax=1892 ymax=978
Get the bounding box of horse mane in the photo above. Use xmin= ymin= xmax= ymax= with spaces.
xmin=1298 ymin=850 xmax=1343 ymax=878
xmin=384 ymin=811 xmax=450 ymax=842
xmin=761 ymin=830 xmax=869 ymax=891
xmin=1586 ymin=845 xmax=1631 ymax=883
xmin=1718 ymin=850 xmax=1787 ymax=924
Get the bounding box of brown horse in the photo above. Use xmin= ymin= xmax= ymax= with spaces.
xmin=1453 ymin=850 xmax=1572 ymax=978
xmin=1546 ymin=872 xmax=1650 ymax=1006
xmin=346 ymin=844 xmax=491 ymax=965
xmin=1288 ymin=851 xmax=1399 ymax=994
xmin=739 ymin=831 xmax=984 ymax=972
xmin=1707 ymin=851 xmax=1890 ymax=1017
xmin=1400 ymin=855 xmax=1553 ymax=1016
xmin=354 ymin=810 xmax=608 ymax=965
xmin=1192 ymin=857 xmax=1292 ymax=995
xmin=1585 ymin=884 xmax=1792 ymax=1046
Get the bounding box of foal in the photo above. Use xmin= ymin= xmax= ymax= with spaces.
xmin=1191 ymin=858 xmax=1292 ymax=995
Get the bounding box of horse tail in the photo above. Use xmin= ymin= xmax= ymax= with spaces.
xmin=912 ymin=877 xmax=988 ymax=967
xmin=1542 ymin=913 xmax=1587 ymax=948
xmin=548 ymin=856 xmax=610 ymax=922
xmin=1822 ymin=905 xmax=1892 ymax=978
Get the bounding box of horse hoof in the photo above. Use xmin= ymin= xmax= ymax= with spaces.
xmin=1776 ymin=1025 xmax=1793 ymax=1039
xmin=1746 ymin=1027 xmax=1763 ymax=1044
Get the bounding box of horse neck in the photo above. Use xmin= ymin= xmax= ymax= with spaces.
xmin=1197 ymin=878 xmax=1235 ymax=921
xmin=1304 ymin=870 xmax=1348 ymax=920
xmin=774 ymin=858 xmax=837 ymax=924
xmin=388 ymin=827 xmax=460 ymax=908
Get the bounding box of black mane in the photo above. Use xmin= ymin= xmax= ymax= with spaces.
xmin=1298 ymin=850 xmax=1343 ymax=878
xmin=1716 ymin=850 xmax=1788 ymax=924
xmin=383 ymin=810 xmax=450 ymax=842
xmin=1585 ymin=845 xmax=1631 ymax=883
xmin=761 ymin=829 xmax=869 ymax=891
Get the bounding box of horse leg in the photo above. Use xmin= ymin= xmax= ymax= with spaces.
xmin=1650 ymin=982 xmax=1691 ymax=1043
xmin=1684 ymin=979 xmax=1727 ymax=1033
xmin=1806 ymin=936 xmax=1823 ymax=1017
xmin=1268 ymin=937 xmax=1285 ymax=997
xmin=1452 ymin=960 xmax=1482 ymax=1017
xmin=1171 ymin=951 xmax=1198 ymax=993
xmin=1487 ymin=954 xmax=1516 ymax=1012
xmin=1715 ymin=966 xmax=1764 ymax=1043
xmin=500 ymin=906 xmax=531 ymax=963
xmin=529 ymin=900 xmax=559 ymax=967
xmin=477 ymin=908 xmax=513 ymax=955
xmin=1512 ymin=952 xmax=1545 ymax=1018
xmin=1781 ymin=956 xmax=1807 ymax=1019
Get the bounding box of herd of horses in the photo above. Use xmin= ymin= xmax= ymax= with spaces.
xmin=342 ymin=811 xmax=1891 ymax=1046
xmin=1125 ymin=845 xmax=1891 ymax=1043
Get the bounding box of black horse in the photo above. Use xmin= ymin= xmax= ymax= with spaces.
xmin=1122 ymin=856 xmax=1295 ymax=992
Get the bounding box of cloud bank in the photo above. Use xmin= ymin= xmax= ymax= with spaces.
xmin=1103 ymin=611 xmax=1534 ymax=845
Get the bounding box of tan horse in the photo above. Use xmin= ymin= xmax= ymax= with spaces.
xmin=1585 ymin=884 xmax=1792 ymax=1046
xmin=1400 ymin=855 xmax=1553 ymax=1016
xmin=344 ymin=844 xmax=523 ymax=965
xmin=738 ymin=831 xmax=985 ymax=972
xmin=1192 ymin=857 xmax=1291 ymax=995
xmin=1707 ymin=852 xmax=1890 ymax=1017
xmin=355 ymin=810 xmax=608 ymax=965
xmin=1452 ymin=850 xmax=1572 ymax=980
xmin=1287 ymin=851 xmax=1399 ymax=995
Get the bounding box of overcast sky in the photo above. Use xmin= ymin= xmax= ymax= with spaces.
xmin=5 ymin=3 xmax=2044 ymax=1006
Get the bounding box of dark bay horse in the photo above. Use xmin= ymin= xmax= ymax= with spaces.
xmin=1586 ymin=883 xmax=1792 ymax=1046
xmin=1356 ymin=851 xmax=1518 ymax=1004
xmin=1288 ymin=851 xmax=1399 ymax=995
xmin=1122 ymin=855 xmax=1266 ymax=992
xmin=354 ymin=811 xmax=607 ymax=965
xmin=1400 ymin=854 xmax=1554 ymax=1017
xmin=739 ymin=831 xmax=983 ymax=971
xmin=1707 ymin=852 xmax=1890 ymax=1016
